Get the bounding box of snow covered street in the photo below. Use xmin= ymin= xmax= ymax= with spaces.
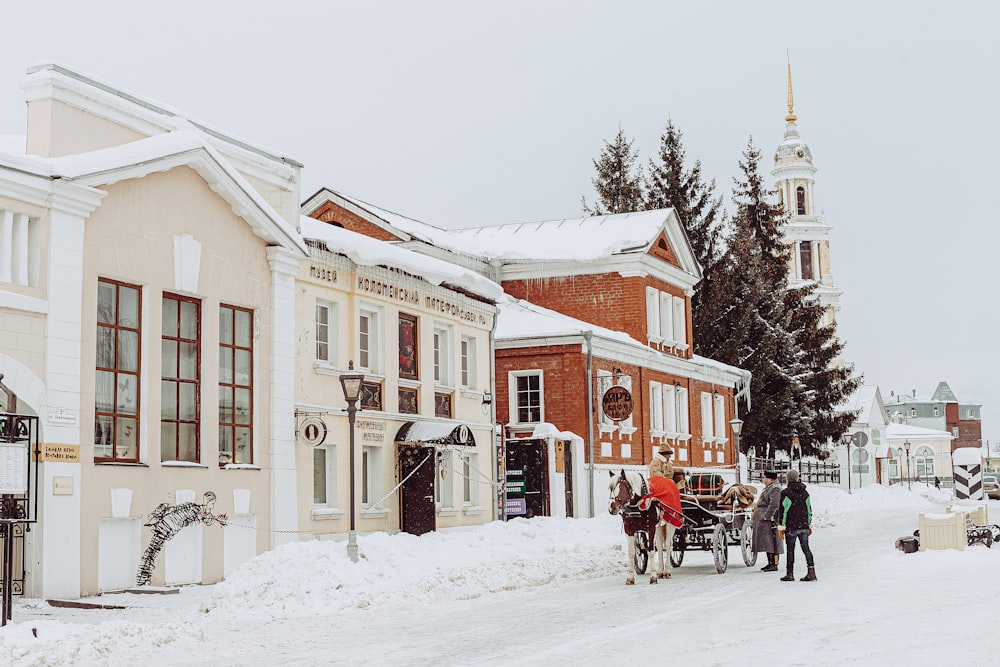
xmin=1 ymin=483 xmax=997 ymax=666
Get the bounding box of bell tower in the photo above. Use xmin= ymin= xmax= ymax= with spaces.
xmin=771 ymin=60 xmax=842 ymax=328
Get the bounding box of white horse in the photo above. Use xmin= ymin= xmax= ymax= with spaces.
xmin=608 ymin=470 xmax=679 ymax=585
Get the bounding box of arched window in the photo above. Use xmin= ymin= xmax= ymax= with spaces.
xmin=796 ymin=186 xmax=806 ymax=215
xmin=915 ymin=446 xmax=935 ymax=482
xmin=799 ymin=242 xmax=813 ymax=280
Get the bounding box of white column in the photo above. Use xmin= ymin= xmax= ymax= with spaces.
xmin=11 ymin=213 xmax=29 ymax=285
xmin=38 ymin=207 xmax=86 ymax=599
xmin=0 ymin=209 xmax=12 ymax=283
xmin=266 ymin=246 xmax=302 ymax=547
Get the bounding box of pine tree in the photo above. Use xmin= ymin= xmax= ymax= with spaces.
xmin=582 ymin=128 xmax=644 ymax=215
xmin=716 ymin=138 xmax=862 ymax=457
xmin=642 ymin=119 xmax=726 ymax=353
xmin=717 ymin=138 xmax=802 ymax=454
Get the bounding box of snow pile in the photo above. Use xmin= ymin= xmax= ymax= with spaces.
xmin=203 ymin=514 xmax=627 ymax=619
xmin=809 ymin=481 xmax=944 ymax=528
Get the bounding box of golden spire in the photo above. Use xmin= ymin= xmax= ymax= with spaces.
xmin=785 ymin=54 xmax=797 ymax=122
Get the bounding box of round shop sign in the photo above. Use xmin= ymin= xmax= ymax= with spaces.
xmin=601 ymin=385 xmax=634 ymax=422
xmin=300 ymin=416 xmax=328 ymax=446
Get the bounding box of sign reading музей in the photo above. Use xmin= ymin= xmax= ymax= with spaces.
xmin=601 ymin=385 xmax=634 ymax=422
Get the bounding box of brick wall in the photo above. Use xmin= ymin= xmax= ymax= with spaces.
xmin=501 ymin=273 xmax=692 ymax=360
xmin=308 ymin=201 xmax=401 ymax=242
xmin=496 ymin=345 xmax=736 ymax=470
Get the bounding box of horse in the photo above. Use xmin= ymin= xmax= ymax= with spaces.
xmin=608 ymin=469 xmax=682 ymax=585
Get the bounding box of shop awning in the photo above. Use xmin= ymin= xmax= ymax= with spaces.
xmin=395 ymin=421 xmax=476 ymax=446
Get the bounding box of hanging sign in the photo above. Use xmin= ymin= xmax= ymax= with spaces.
xmin=300 ymin=417 xmax=328 ymax=446
xmin=602 ymin=385 xmax=634 ymax=421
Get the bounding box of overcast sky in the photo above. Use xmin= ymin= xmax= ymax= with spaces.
xmin=2 ymin=1 xmax=998 ymax=445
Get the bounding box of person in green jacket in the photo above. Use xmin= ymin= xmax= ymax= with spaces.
xmin=777 ymin=469 xmax=816 ymax=581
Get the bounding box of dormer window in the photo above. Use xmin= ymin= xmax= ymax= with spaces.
xmin=796 ymin=186 xmax=806 ymax=215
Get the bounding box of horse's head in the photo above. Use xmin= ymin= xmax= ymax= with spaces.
xmin=608 ymin=469 xmax=634 ymax=515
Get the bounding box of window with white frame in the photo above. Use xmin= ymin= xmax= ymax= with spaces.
xmin=509 ymin=371 xmax=543 ymax=425
xmin=598 ymin=371 xmax=614 ymax=426
xmin=361 ymin=445 xmax=382 ymax=507
xmin=462 ymin=452 xmax=478 ymax=506
xmin=663 ymin=384 xmax=677 ymax=435
xmin=703 ymin=449 xmax=712 ymax=463
xmin=315 ymin=300 xmax=337 ymax=363
xmin=650 ymin=382 xmax=663 ymax=433
xmin=433 ymin=324 xmax=453 ymax=386
xmin=358 ymin=305 xmax=382 ymax=374
xmin=700 ymin=392 xmax=714 ymax=442
xmin=672 ymin=296 xmax=686 ymax=347
xmin=646 ymin=287 xmax=661 ymax=340
xmin=714 ymin=393 xmax=726 ymax=442
xmin=677 ymin=388 xmax=690 ymax=436
xmin=435 ymin=450 xmax=454 ymax=508
xmin=658 ymin=293 xmax=673 ymax=343
xmin=460 ymin=335 xmax=477 ymax=389
xmin=313 ymin=445 xmax=338 ymax=507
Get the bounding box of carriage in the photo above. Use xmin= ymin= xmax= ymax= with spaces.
xmin=630 ymin=472 xmax=756 ymax=575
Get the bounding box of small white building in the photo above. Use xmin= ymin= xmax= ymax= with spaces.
xmin=877 ymin=423 xmax=955 ymax=486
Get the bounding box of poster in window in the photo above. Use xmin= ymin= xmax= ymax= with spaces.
xmin=399 ymin=313 xmax=418 ymax=380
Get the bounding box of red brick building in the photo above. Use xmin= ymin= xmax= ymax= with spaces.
xmin=302 ymin=189 xmax=751 ymax=517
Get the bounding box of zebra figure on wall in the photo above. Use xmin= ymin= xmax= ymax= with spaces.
xmin=136 ymin=491 xmax=227 ymax=586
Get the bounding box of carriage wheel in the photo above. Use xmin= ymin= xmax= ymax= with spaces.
xmin=670 ymin=528 xmax=686 ymax=568
xmin=740 ymin=520 xmax=757 ymax=567
xmin=633 ymin=530 xmax=649 ymax=574
xmin=712 ymin=524 xmax=728 ymax=574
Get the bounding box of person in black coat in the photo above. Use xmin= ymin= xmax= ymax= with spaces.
xmin=777 ymin=469 xmax=816 ymax=581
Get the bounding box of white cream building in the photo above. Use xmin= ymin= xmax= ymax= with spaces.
xmin=0 ymin=62 xmax=505 ymax=600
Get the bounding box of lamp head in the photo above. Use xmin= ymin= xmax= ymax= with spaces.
xmin=842 ymin=432 xmax=853 ymax=446
xmin=339 ymin=360 xmax=365 ymax=403
xmin=729 ymin=418 xmax=743 ymax=436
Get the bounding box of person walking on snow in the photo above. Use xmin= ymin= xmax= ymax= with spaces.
xmin=778 ymin=469 xmax=816 ymax=582
xmin=752 ymin=470 xmax=783 ymax=572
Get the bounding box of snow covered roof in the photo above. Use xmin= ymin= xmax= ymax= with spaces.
xmin=495 ymin=296 xmax=750 ymax=395
xmin=304 ymin=188 xmax=697 ymax=268
xmin=495 ymin=296 xmax=635 ymax=344
xmin=837 ymin=385 xmax=887 ymax=425
xmin=885 ymin=423 xmax=954 ymax=442
xmin=446 ymin=209 xmax=687 ymax=263
xmin=299 ymin=216 xmax=504 ymax=302
xmin=0 ymin=130 xmax=308 ymax=255
xmin=930 ymin=381 xmax=958 ymax=402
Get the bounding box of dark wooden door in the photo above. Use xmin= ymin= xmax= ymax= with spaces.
xmin=399 ymin=445 xmax=436 ymax=535
xmin=506 ymin=440 xmax=548 ymax=519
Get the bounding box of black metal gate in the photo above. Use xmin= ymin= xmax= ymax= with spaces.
xmin=506 ymin=440 xmax=549 ymax=519
xmin=398 ymin=444 xmax=436 ymax=536
xmin=0 ymin=410 xmax=39 ymax=624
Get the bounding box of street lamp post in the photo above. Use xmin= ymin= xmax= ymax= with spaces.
xmin=729 ymin=418 xmax=743 ymax=484
xmin=339 ymin=360 xmax=365 ymax=563
xmin=842 ymin=432 xmax=853 ymax=494
xmin=903 ymin=440 xmax=912 ymax=491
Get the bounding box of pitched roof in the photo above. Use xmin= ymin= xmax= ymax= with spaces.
xmin=303 ymin=188 xmax=699 ymax=274
xmin=299 ymin=216 xmax=503 ymax=302
xmin=0 ymin=130 xmax=308 ymax=255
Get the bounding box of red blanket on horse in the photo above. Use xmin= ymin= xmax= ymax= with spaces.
xmin=639 ymin=477 xmax=682 ymax=527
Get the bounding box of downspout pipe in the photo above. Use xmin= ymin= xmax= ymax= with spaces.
xmin=490 ymin=302 xmax=501 ymax=521
xmin=584 ymin=330 xmax=595 ymax=518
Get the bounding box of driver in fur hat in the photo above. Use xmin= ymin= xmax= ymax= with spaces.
xmin=649 ymin=445 xmax=674 ymax=479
